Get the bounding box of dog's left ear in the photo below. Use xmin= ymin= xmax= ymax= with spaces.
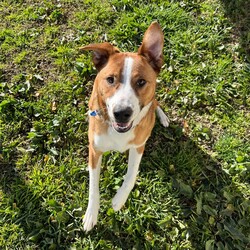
xmin=80 ymin=42 xmax=120 ymax=71
xmin=138 ymin=22 xmax=164 ymax=73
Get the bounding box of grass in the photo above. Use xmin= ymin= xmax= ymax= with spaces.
xmin=0 ymin=0 xmax=249 ymax=249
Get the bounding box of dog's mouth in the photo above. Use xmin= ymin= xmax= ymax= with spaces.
xmin=112 ymin=121 xmax=133 ymax=133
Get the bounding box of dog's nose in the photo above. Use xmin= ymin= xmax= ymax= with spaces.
xmin=113 ymin=107 xmax=133 ymax=123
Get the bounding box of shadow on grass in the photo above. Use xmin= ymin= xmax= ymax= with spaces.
xmin=0 ymin=157 xmax=53 ymax=248
xmin=1 ymin=121 xmax=249 ymax=249
xmin=86 ymin=122 xmax=250 ymax=249
xmin=221 ymin=0 xmax=250 ymax=58
xmin=0 ymin=148 xmax=87 ymax=249
xmin=147 ymin=122 xmax=250 ymax=249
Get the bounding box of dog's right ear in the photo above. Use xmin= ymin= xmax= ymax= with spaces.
xmin=80 ymin=42 xmax=120 ymax=71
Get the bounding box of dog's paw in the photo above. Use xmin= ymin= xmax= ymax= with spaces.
xmin=112 ymin=188 xmax=129 ymax=211
xmin=156 ymin=106 xmax=170 ymax=127
xmin=83 ymin=206 xmax=98 ymax=232
xmin=160 ymin=114 xmax=170 ymax=127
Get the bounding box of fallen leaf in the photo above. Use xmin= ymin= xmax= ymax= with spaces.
xmin=51 ymin=101 xmax=57 ymax=111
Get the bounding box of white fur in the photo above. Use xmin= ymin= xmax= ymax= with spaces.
xmin=94 ymin=101 xmax=153 ymax=153
xmin=133 ymin=101 xmax=153 ymax=127
xmin=83 ymin=157 xmax=102 ymax=232
xmin=123 ymin=56 xmax=134 ymax=85
xmin=94 ymin=126 xmax=134 ymax=153
xmin=106 ymin=57 xmax=140 ymax=124
xmin=156 ymin=106 xmax=170 ymax=127
xmin=112 ymin=147 xmax=143 ymax=211
xmin=83 ymin=55 xmax=170 ymax=232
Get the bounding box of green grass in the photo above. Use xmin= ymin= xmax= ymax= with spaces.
xmin=0 ymin=0 xmax=249 ymax=249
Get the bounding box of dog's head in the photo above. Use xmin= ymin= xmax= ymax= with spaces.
xmin=81 ymin=22 xmax=164 ymax=133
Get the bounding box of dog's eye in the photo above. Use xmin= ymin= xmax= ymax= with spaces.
xmin=106 ymin=76 xmax=115 ymax=85
xmin=137 ymin=79 xmax=146 ymax=87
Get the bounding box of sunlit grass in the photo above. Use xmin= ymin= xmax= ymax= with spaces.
xmin=0 ymin=0 xmax=249 ymax=249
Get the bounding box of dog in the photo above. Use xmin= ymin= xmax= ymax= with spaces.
xmin=80 ymin=21 xmax=169 ymax=232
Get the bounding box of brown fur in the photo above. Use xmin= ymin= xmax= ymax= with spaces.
xmin=81 ymin=22 xmax=168 ymax=232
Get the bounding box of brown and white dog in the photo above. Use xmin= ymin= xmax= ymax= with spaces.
xmin=80 ymin=22 xmax=169 ymax=232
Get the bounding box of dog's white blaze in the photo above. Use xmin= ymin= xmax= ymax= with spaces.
xmin=106 ymin=57 xmax=140 ymax=122
xmin=114 ymin=56 xmax=135 ymax=101
xmin=123 ymin=57 xmax=134 ymax=86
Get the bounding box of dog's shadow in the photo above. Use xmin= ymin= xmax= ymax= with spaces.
xmin=94 ymin=121 xmax=250 ymax=249
xmin=0 ymin=121 xmax=249 ymax=249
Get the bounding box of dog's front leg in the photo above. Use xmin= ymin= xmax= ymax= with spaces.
xmin=156 ymin=106 xmax=170 ymax=127
xmin=112 ymin=146 xmax=144 ymax=211
xmin=83 ymin=147 xmax=102 ymax=232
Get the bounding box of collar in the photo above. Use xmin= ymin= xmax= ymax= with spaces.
xmin=88 ymin=110 xmax=100 ymax=117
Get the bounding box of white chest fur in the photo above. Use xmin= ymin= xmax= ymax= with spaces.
xmin=93 ymin=101 xmax=153 ymax=153
xmin=94 ymin=126 xmax=135 ymax=153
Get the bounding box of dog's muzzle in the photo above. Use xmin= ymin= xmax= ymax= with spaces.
xmin=112 ymin=107 xmax=133 ymax=133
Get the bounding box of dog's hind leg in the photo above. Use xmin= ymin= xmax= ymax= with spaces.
xmin=156 ymin=105 xmax=170 ymax=127
xmin=112 ymin=146 xmax=144 ymax=211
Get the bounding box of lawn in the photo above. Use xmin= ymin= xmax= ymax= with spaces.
xmin=0 ymin=0 xmax=249 ymax=249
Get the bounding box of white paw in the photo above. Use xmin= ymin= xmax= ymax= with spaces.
xmin=112 ymin=188 xmax=130 ymax=211
xmin=160 ymin=114 xmax=170 ymax=127
xmin=83 ymin=205 xmax=99 ymax=232
xmin=156 ymin=106 xmax=170 ymax=127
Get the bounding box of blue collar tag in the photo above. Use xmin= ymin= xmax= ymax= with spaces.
xmin=88 ymin=110 xmax=99 ymax=117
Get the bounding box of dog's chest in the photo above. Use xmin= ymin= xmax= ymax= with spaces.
xmin=94 ymin=126 xmax=135 ymax=153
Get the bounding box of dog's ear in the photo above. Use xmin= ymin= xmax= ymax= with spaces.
xmin=138 ymin=22 xmax=164 ymax=73
xmin=80 ymin=42 xmax=120 ymax=71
